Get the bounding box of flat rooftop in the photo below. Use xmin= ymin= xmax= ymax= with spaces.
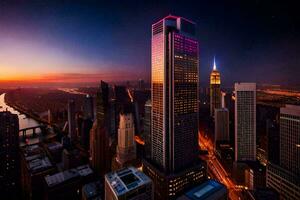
xmin=45 ymin=164 xmax=93 ymax=188
xmin=178 ymin=180 xmax=227 ymax=200
xmin=82 ymin=181 xmax=103 ymax=199
xmin=21 ymin=144 xmax=54 ymax=174
xmin=105 ymin=167 xmax=151 ymax=196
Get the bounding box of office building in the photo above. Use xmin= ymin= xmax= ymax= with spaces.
xmin=68 ymin=99 xmax=76 ymax=141
xmin=105 ymin=167 xmax=153 ymax=200
xmin=144 ymin=15 xmax=206 ymax=200
xmin=234 ymin=83 xmax=256 ymax=161
xmin=0 ymin=111 xmax=20 ymax=199
xmin=90 ymin=81 xmax=111 ymax=176
xmin=214 ymin=108 xmax=229 ymax=149
xmin=20 ymin=143 xmax=57 ymax=200
xmin=144 ymin=100 xmax=152 ymax=158
xmin=114 ymin=113 xmax=136 ymax=169
xmin=176 ymin=179 xmax=228 ymax=200
xmin=44 ymin=165 xmax=93 ymax=200
xmin=266 ymin=105 xmax=300 ymax=199
xmin=210 ymin=57 xmax=221 ymax=117
xmin=244 ymin=161 xmax=266 ymax=190
xmin=83 ymin=95 xmax=94 ymax=120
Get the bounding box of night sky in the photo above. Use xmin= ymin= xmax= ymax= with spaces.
xmin=0 ymin=0 xmax=299 ymax=86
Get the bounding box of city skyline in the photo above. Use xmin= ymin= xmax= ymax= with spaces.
xmin=1 ymin=1 xmax=300 ymax=86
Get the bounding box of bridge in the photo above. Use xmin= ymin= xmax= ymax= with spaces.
xmin=19 ymin=125 xmax=47 ymax=141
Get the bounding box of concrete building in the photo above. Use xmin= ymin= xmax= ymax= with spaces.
xmin=105 ymin=167 xmax=153 ymax=200
xmin=210 ymin=57 xmax=221 ymax=117
xmin=266 ymin=105 xmax=300 ymax=199
xmin=214 ymin=108 xmax=229 ymax=149
xmin=0 ymin=111 xmax=20 ymax=199
xmin=176 ymin=179 xmax=228 ymax=200
xmin=234 ymin=83 xmax=256 ymax=161
xmin=114 ymin=113 xmax=136 ymax=168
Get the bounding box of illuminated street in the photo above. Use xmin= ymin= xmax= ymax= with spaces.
xmin=199 ymin=132 xmax=242 ymax=200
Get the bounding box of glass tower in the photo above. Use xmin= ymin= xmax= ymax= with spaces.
xmin=151 ymin=15 xmax=199 ymax=173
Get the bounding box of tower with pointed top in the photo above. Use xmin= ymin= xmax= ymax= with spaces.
xmin=210 ymin=57 xmax=221 ymax=117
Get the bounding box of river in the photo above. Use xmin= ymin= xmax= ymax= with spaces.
xmin=0 ymin=93 xmax=41 ymax=143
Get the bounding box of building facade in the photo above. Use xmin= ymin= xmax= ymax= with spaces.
xmin=68 ymin=99 xmax=76 ymax=141
xmin=214 ymin=108 xmax=229 ymax=149
xmin=234 ymin=83 xmax=256 ymax=161
xmin=144 ymin=100 xmax=152 ymax=159
xmin=210 ymin=57 xmax=221 ymax=117
xmin=115 ymin=113 xmax=136 ymax=168
xmin=0 ymin=111 xmax=20 ymax=199
xmin=90 ymin=81 xmax=111 ymax=177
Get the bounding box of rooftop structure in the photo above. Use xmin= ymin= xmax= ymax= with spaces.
xmin=82 ymin=181 xmax=103 ymax=200
xmin=105 ymin=167 xmax=153 ymax=199
xmin=177 ymin=180 xmax=228 ymax=200
xmin=45 ymin=165 xmax=93 ymax=188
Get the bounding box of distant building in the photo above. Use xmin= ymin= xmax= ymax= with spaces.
xmin=214 ymin=108 xmax=229 ymax=149
xmin=210 ymin=57 xmax=221 ymax=117
xmin=266 ymin=105 xmax=300 ymax=199
xmin=234 ymin=83 xmax=256 ymax=161
xmin=144 ymin=100 xmax=151 ymax=159
xmin=138 ymin=79 xmax=145 ymax=90
xmin=68 ymin=99 xmax=76 ymax=141
xmin=81 ymin=118 xmax=93 ymax=149
xmin=90 ymin=81 xmax=111 ymax=176
xmin=244 ymin=161 xmax=266 ymax=190
xmin=144 ymin=15 xmax=206 ymax=200
xmin=0 ymin=111 xmax=20 ymax=199
xmin=176 ymin=179 xmax=228 ymax=200
xmin=105 ymin=167 xmax=153 ymax=200
xmin=20 ymin=143 xmax=57 ymax=200
xmin=44 ymin=165 xmax=93 ymax=200
xmin=82 ymin=181 xmax=103 ymax=200
xmin=114 ymin=113 xmax=136 ymax=169
xmin=83 ymin=95 xmax=94 ymax=120
xmin=62 ymin=148 xmax=86 ymax=170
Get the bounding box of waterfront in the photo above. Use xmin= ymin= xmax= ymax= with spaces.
xmin=0 ymin=93 xmax=41 ymax=143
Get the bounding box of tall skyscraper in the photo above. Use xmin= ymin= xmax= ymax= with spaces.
xmin=0 ymin=111 xmax=20 ymax=199
xmin=210 ymin=57 xmax=221 ymax=117
xmin=214 ymin=108 xmax=229 ymax=149
xmin=68 ymin=99 xmax=76 ymax=140
xmin=143 ymin=15 xmax=206 ymax=200
xmin=90 ymin=81 xmax=111 ymax=176
xmin=115 ymin=113 xmax=136 ymax=168
xmin=234 ymin=83 xmax=256 ymax=161
xmin=266 ymin=105 xmax=300 ymax=199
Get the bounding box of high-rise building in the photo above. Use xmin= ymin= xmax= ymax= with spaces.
xmin=214 ymin=108 xmax=229 ymax=149
xmin=210 ymin=57 xmax=221 ymax=117
xmin=90 ymin=81 xmax=111 ymax=177
xmin=68 ymin=99 xmax=76 ymax=141
xmin=266 ymin=105 xmax=300 ymax=199
xmin=234 ymin=83 xmax=256 ymax=161
xmin=83 ymin=95 xmax=94 ymax=120
xmin=144 ymin=100 xmax=152 ymax=159
xmin=143 ymin=15 xmax=206 ymax=200
xmin=105 ymin=167 xmax=153 ymax=200
xmin=279 ymin=105 xmax=300 ymax=175
xmin=114 ymin=113 xmax=136 ymax=168
xmin=0 ymin=111 xmax=20 ymax=199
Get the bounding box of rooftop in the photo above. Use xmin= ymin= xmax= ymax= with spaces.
xmin=45 ymin=164 xmax=93 ymax=188
xmin=105 ymin=167 xmax=151 ymax=196
xmin=178 ymin=180 xmax=227 ymax=200
xmin=21 ymin=144 xmax=54 ymax=174
xmin=82 ymin=181 xmax=103 ymax=200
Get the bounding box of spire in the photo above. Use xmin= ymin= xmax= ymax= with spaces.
xmin=213 ymin=56 xmax=217 ymax=70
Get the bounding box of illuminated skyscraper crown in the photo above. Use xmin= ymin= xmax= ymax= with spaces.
xmin=210 ymin=56 xmax=221 ymax=84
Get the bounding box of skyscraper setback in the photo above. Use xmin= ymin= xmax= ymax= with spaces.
xmin=234 ymin=83 xmax=256 ymax=161
xmin=143 ymin=15 xmax=206 ymax=200
xmin=210 ymin=57 xmax=221 ymax=117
